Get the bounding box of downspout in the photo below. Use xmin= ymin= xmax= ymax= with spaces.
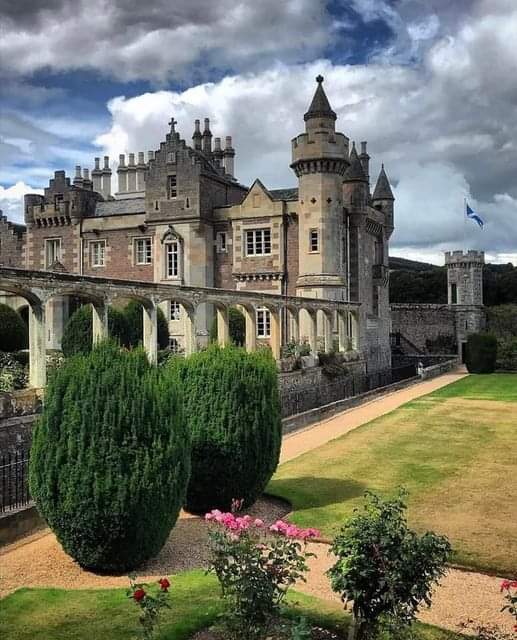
xmin=282 ymin=208 xmax=289 ymax=347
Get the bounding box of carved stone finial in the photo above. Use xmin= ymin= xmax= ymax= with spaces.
xmin=316 ymin=74 xmax=324 ymax=84
xmin=169 ymin=117 xmax=177 ymax=133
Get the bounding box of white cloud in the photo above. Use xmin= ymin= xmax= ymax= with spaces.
xmin=0 ymin=182 xmax=43 ymax=224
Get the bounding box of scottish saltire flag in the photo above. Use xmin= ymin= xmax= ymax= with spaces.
xmin=466 ymin=201 xmax=484 ymax=228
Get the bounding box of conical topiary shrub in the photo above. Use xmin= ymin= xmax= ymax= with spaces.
xmin=29 ymin=341 xmax=190 ymax=572
xmin=168 ymin=344 xmax=282 ymax=513
xmin=61 ymin=304 xmax=130 ymax=356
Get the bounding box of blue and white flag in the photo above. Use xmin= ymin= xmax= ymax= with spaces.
xmin=466 ymin=201 xmax=484 ymax=228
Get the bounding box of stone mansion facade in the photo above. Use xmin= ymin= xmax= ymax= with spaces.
xmin=0 ymin=76 xmax=396 ymax=372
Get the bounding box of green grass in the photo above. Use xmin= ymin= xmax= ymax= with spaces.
xmin=0 ymin=570 xmax=462 ymax=640
xmin=269 ymin=374 xmax=517 ymax=575
xmin=431 ymin=373 xmax=517 ymax=402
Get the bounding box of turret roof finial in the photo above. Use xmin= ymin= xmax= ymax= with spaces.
xmin=169 ymin=117 xmax=177 ymax=133
xmin=304 ymin=75 xmax=336 ymax=122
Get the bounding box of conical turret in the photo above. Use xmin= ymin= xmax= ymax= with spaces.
xmin=344 ymin=143 xmax=367 ymax=182
xmin=304 ymin=75 xmax=337 ymax=122
xmin=372 ymin=164 xmax=394 ymax=200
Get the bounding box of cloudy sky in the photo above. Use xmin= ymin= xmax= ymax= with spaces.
xmin=1 ymin=0 xmax=516 ymax=264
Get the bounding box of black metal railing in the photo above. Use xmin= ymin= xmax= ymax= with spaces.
xmin=280 ymin=364 xmax=417 ymax=418
xmin=1 ymin=449 xmax=31 ymax=513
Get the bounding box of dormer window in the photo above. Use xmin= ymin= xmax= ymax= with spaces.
xmin=168 ymin=175 xmax=177 ymax=199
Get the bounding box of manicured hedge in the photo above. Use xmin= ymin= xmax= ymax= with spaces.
xmin=168 ymin=345 xmax=282 ymax=513
xmin=0 ymin=303 xmax=28 ymax=352
xmin=465 ymin=332 xmax=498 ymax=373
xmin=61 ymin=305 xmax=130 ymax=356
xmin=29 ymin=341 xmax=190 ymax=572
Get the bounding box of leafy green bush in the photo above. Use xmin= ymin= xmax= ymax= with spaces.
xmin=61 ymin=304 xmax=130 ymax=356
xmin=124 ymin=300 xmax=169 ymax=349
xmin=29 ymin=341 xmax=190 ymax=572
xmin=328 ymin=490 xmax=451 ymax=640
xmin=465 ymin=332 xmax=498 ymax=373
xmin=168 ymin=345 xmax=282 ymax=513
xmin=0 ymin=351 xmax=29 ymax=392
xmin=209 ymin=308 xmax=246 ymax=346
xmin=0 ymin=303 xmax=28 ymax=352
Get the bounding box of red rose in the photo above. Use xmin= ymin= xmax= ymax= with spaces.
xmin=133 ymin=588 xmax=146 ymax=602
xmin=158 ymin=577 xmax=170 ymax=592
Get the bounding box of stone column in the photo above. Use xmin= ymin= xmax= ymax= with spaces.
xmin=350 ymin=311 xmax=359 ymax=350
xmin=289 ymin=308 xmax=300 ymax=344
xmin=92 ymin=301 xmax=108 ymax=345
xmin=143 ymin=302 xmax=158 ymax=364
xmin=45 ymin=295 xmax=69 ymax=350
xmin=29 ymin=303 xmax=46 ymax=388
xmin=305 ymin=309 xmax=317 ymax=354
xmin=216 ymin=306 xmax=230 ymax=347
xmin=337 ymin=310 xmax=347 ymax=352
xmin=322 ymin=310 xmax=333 ymax=353
xmin=243 ymin=307 xmax=257 ymax=352
xmin=269 ymin=308 xmax=281 ymax=360
xmin=184 ymin=309 xmax=197 ymax=356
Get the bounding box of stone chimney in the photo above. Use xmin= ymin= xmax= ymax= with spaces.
xmin=192 ymin=119 xmax=202 ymax=150
xmin=202 ymin=118 xmax=212 ymax=154
xmin=102 ymin=156 xmax=112 ymax=199
xmin=223 ymin=136 xmax=235 ymax=178
xmin=82 ymin=168 xmax=93 ymax=190
xmin=127 ymin=152 xmax=137 ymax=192
xmin=73 ymin=165 xmax=84 ymax=188
xmin=92 ymin=157 xmax=103 ymax=194
xmin=117 ymin=154 xmax=128 ymax=193
xmin=136 ymin=151 xmax=146 ymax=191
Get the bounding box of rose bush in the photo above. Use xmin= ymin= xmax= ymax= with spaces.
xmin=127 ymin=575 xmax=171 ymax=639
xmin=501 ymin=579 xmax=517 ymax=632
xmin=206 ymin=503 xmax=320 ymax=639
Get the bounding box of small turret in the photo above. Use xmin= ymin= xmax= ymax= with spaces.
xmin=343 ymin=142 xmax=368 ymax=210
xmin=359 ymin=141 xmax=370 ymax=185
xmin=192 ymin=119 xmax=202 ymax=150
xmin=372 ymin=164 xmax=394 ymax=233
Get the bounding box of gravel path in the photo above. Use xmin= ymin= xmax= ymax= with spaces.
xmin=2 ymin=369 xmax=512 ymax=633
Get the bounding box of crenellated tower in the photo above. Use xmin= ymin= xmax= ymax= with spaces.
xmin=291 ymin=75 xmax=350 ymax=301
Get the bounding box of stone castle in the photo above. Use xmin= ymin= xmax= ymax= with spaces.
xmin=0 ymin=76 xmax=484 ymax=370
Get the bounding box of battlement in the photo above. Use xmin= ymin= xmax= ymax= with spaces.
xmin=445 ymin=250 xmax=484 ymax=266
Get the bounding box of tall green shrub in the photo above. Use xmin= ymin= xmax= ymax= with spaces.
xmin=0 ymin=303 xmax=28 ymax=351
xmin=168 ymin=345 xmax=281 ymax=513
xmin=124 ymin=300 xmax=169 ymax=349
xmin=61 ymin=304 xmax=130 ymax=356
xmin=29 ymin=341 xmax=190 ymax=572
xmin=465 ymin=332 xmax=498 ymax=373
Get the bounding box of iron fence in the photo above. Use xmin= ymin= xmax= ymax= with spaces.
xmin=280 ymin=364 xmax=417 ymax=418
xmin=1 ymin=449 xmax=31 ymax=513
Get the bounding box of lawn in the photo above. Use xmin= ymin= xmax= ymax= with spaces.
xmin=268 ymin=374 xmax=517 ymax=576
xmin=0 ymin=570 xmax=463 ymax=640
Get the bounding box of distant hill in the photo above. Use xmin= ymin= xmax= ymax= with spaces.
xmin=388 ymin=255 xmax=517 ymax=306
xmin=388 ymin=256 xmax=440 ymax=272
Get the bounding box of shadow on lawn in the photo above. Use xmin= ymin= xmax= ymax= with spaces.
xmin=269 ymin=476 xmax=367 ymax=509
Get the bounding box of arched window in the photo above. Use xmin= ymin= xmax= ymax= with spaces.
xmin=162 ymin=229 xmax=182 ymax=280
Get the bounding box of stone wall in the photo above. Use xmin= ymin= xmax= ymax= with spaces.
xmin=0 ymin=389 xmax=42 ymax=454
xmin=391 ymin=304 xmax=457 ymax=352
xmin=0 ymin=214 xmax=25 ymax=267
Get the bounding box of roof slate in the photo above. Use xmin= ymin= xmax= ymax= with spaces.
xmin=93 ymin=198 xmax=146 ymax=217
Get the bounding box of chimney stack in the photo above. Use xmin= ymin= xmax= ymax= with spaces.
xmin=202 ymin=117 xmax=212 ymax=154
xmin=101 ymin=155 xmax=112 ymax=199
xmin=223 ymin=136 xmax=235 ymax=178
xmin=73 ymin=165 xmax=84 ymax=188
xmin=127 ymin=153 xmax=137 ymax=191
xmin=147 ymin=150 xmax=154 ymax=162
xmin=92 ymin=157 xmax=103 ymax=194
xmin=192 ymin=119 xmax=202 ymax=150
xmin=117 ymin=154 xmax=128 ymax=193
xmin=136 ymin=151 xmax=147 ymax=191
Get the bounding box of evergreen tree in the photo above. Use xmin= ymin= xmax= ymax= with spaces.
xmin=124 ymin=300 xmax=169 ymax=349
xmin=0 ymin=303 xmax=28 ymax=352
xmin=29 ymin=341 xmax=190 ymax=572
xmin=168 ymin=344 xmax=282 ymax=513
xmin=61 ymin=304 xmax=130 ymax=356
